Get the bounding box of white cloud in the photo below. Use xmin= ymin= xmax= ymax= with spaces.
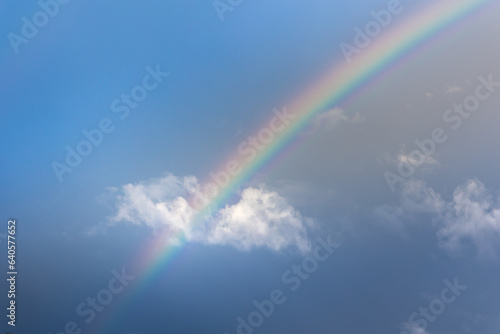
xmin=373 ymin=179 xmax=445 ymax=230
xmin=110 ymin=174 xmax=198 ymax=233
xmin=437 ymin=179 xmax=500 ymax=259
xmin=308 ymin=107 xmax=365 ymax=133
xmin=445 ymin=84 xmax=463 ymax=93
xmin=106 ymin=174 xmax=312 ymax=253
xmin=380 ymin=149 xmax=440 ymax=179
xmin=400 ymin=322 xmax=430 ymax=334
xmin=375 ymin=179 xmax=500 ymax=259
xmin=206 ymin=187 xmax=312 ymax=252
xmin=398 ymin=180 xmax=446 ymax=214
xmin=424 ymin=84 xmax=463 ymax=99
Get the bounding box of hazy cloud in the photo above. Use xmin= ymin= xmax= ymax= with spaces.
xmin=308 ymin=107 xmax=365 ymax=133
xmin=437 ymin=179 xmax=500 ymax=259
xmin=400 ymin=322 xmax=430 ymax=334
xmin=375 ymin=179 xmax=500 ymax=259
xmin=445 ymin=84 xmax=464 ymax=93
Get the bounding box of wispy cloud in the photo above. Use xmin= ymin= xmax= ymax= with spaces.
xmin=375 ymin=179 xmax=500 ymax=259
xmin=400 ymin=321 xmax=430 ymax=334
xmin=395 ymin=150 xmax=440 ymax=170
xmin=437 ymin=179 xmax=500 ymax=259
xmin=307 ymin=107 xmax=365 ymax=133
xmin=373 ymin=179 xmax=445 ymax=231
xmin=445 ymin=84 xmax=464 ymax=93
xmin=104 ymin=174 xmax=313 ymax=253
xmin=425 ymin=83 xmax=464 ymax=98
xmin=380 ymin=149 xmax=440 ymax=180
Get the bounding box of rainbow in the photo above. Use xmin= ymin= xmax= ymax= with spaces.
xmin=100 ymin=0 xmax=489 ymax=331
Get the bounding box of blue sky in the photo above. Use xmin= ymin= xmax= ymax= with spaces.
xmin=1 ymin=0 xmax=500 ymax=333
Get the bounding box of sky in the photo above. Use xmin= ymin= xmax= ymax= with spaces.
xmin=1 ymin=0 xmax=500 ymax=333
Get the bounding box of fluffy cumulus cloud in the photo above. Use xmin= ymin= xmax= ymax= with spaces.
xmin=375 ymin=179 xmax=500 ymax=259
xmin=108 ymin=174 xmax=312 ymax=253
xmin=110 ymin=174 xmax=198 ymax=230
xmin=206 ymin=187 xmax=312 ymax=252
